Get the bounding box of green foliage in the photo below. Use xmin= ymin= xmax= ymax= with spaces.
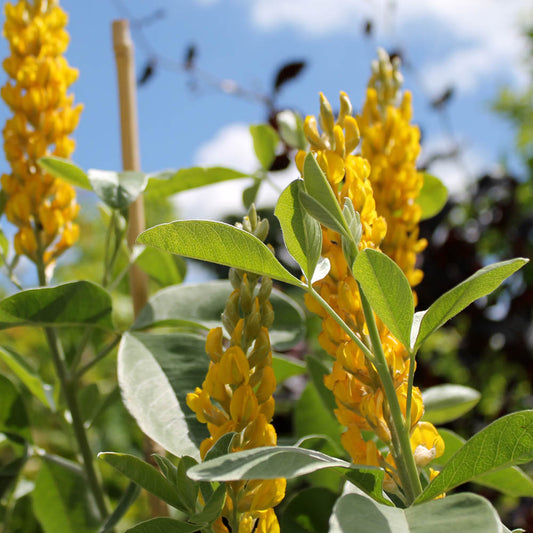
xmin=275 ymin=179 xmax=322 ymax=281
xmin=138 ymin=220 xmax=302 ymax=286
xmin=32 ymin=459 xmax=100 ymax=533
xmin=353 ymin=249 xmax=414 ymax=350
xmin=437 ymin=429 xmax=533 ymax=498
xmin=188 ymin=446 xmax=352 ymax=482
xmin=37 ymin=157 xmax=91 ymax=190
xmin=277 ymin=109 xmax=307 ymax=150
xmin=422 ymin=384 xmax=481 ymax=424
xmin=417 ymin=173 xmax=448 ymax=220
xmin=418 ymin=410 xmax=533 ymax=502
xmin=330 ymin=492 xmax=501 ymax=533
xmin=132 ymin=280 xmax=306 ymax=351
xmin=144 ymin=166 xmax=248 ymax=199
xmin=87 ymin=170 xmax=148 ymax=210
xmin=117 ymin=332 xmax=209 ymax=460
xmin=412 ymin=258 xmax=528 ymax=351
xmin=0 ymin=281 xmax=113 ymax=330
xmin=250 ymin=124 xmax=279 ymax=169
xmin=135 ymin=247 xmax=186 ymax=287
xmin=280 ymin=487 xmax=338 ymax=533
xmin=99 ymin=453 xmax=187 ymax=511
xmin=125 ymin=518 xmax=200 ymax=533
xmin=0 ymin=345 xmax=55 ymax=409
xmin=0 ymin=375 xmax=31 ymax=440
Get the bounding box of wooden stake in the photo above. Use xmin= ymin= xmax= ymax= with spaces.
xmin=112 ymin=19 xmax=148 ymax=316
xmin=112 ymin=19 xmax=168 ymax=519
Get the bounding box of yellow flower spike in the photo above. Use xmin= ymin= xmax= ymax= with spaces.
xmin=333 ymin=125 xmax=346 ymax=159
xmin=2 ymin=0 xmax=82 ymax=267
xmin=219 ymin=346 xmax=250 ymax=386
xmin=410 ymin=421 xmax=445 ymax=467
xmin=238 ymin=478 xmax=286 ymax=512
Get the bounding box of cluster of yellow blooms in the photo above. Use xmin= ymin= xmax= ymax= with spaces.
xmin=301 ymin=52 xmax=443 ymax=493
xmin=358 ymin=49 xmax=427 ymax=290
xmin=1 ymin=0 xmax=82 ymax=266
xmin=187 ymin=209 xmax=285 ymax=533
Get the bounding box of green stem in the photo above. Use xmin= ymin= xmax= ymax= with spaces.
xmin=69 ymin=327 xmax=93 ymax=372
xmin=43 ymin=328 xmax=109 ymax=519
xmin=102 ymin=210 xmax=116 ymax=286
xmin=358 ymin=287 xmax=422 ymax=504
xmin=75 ymin=335 xmax=121 ymax=380
xmin=34 ymin=243 xmax=108 ymax=520
xmin=308 ymin=285 xmax=375 ymax=363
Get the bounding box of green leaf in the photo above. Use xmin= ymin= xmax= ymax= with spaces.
xmin=250 ymin=124 xmax=279 ymax=169
xmin=126 ymin=518 xmax=200 ymax=533
xmin=98 ymin=452 xmax=186 ymax=511
xmin=189 ymin=484 xmax=226 ymax=525
xmin=243 ymin=178 xmax=261 ymax=209
xmin=344 ymin=468 xmax=392 ymax=506
xmin=144 ymin=167 xmax=248 ymax=200
xmin=87 ymin=169 xmax=148 ymax=209
xmin=436 ymin=429 xmax=533 ymax=498
xmin=0 ymin=281 xmax=113 ymax=331
xmin=37 ymin=157 xmax=91 ymax=190
xmin=0 ymin=375 xmax=31 ymax=440
xmin=330 ymin=491 xmax=500 ymax=533
xmin=132 ymin=280 xmax=306 ymax=351
xmin=117 ymin=332 xmax=209 ymax=460
xmin=99 ymin=482 xmax=141 ymax=533
xmin=32 ymin=459 xmax=100 ymax=533
xmin=417 ymin=173 xmax=448 ymax=220
xmin=78 ymin=383 xmax=100 ymax=424
xmin=299 ymin=191 xmax=347 ymax=237
xmin=413 ymin=258 xmax=528 ymax=351
xmin=353 ymin=249 xmax=414 ymax=350
xmin=302 ymin=153 xmax=348 ymax=237
xmin=280 ymin=487 xmax=337 ymax=533
xmin=138 ymin=220 xmax=302 ymax=287
xmin=275 ymin=179 xmax=322 ymax=281
xmin=188 ymin=446 xmax=351 ymax=482
xmin=176 ymin=456 xmax=200 ymax=513
xmin=277 ymin=109 xmax=307 ymax=150
xmin=417 ymin=410 xmax=533 ymax=502
xmin=0 ymin=345 xmax=54 ymax=409
xmin=272 ymin=353 xmax=306 ymax=384
xmin=0 ymin=432 xmax=28 ymax=500
xmin=135 ymin=246 xmax=186 ymax=287
xmin=422 ymin=384 xmax=481 ymax=425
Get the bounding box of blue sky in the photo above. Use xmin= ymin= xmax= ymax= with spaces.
xmin=0 ymin=0 xmax=531 ymax=220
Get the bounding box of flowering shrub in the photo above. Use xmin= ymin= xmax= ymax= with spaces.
xmin=0 ymin=4 xmax=531 ymax=532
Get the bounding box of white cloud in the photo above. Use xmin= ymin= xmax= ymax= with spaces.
xmin=248 ymin=0 xmax=532 ymax=93
xmin=175 ymin=123 xmax=297 ymax=221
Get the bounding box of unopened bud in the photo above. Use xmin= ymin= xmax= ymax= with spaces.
xmin=254 ymin=218 xmax=269 ymax=242
xmin=319 ymin=92 xmax=335 ymax=136
xmin=261 ymin=300 xmax=274 ymax=329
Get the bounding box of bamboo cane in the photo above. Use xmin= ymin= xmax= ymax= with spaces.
xmin=112 ymin=19 xmax=168 ymax=518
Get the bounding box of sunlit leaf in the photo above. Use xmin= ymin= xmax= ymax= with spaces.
xmin=417 ymin=173 xmax=448 ymax=220
xmin=418 ymin=410 xmax=533 ymax=502
xmin=38 ymin=157 xmax=91 ymax=190
xmin=250 ymin=124 xmax=279 ymax=170
xmin=413 ymin=258 xmax=528 ymax=351
xmin=138 ymin=220 xmax=302 ymax=287
xmin=422 ymin=384 xmax=481 ymax=424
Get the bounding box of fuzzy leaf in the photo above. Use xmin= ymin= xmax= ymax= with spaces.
xmin=422 ymin=384 xmax=481 ymax=425
xmin=138 ymin=220 xmax=302 ymax=287
xmin=413 ymin=258 xmax=528 ymax=351
xmin=37 ymin=157 xmax=91 ymax=190
xmin=275 ymin=179 xmax=322 ymax=281
xmin=418 ymin=410 xmax=533 ymax=502
xmin=87 ymin=169 xmax=148 ymax=209
xmin=250 ymin=124 xmax=279 ymax=170
xmin=354 ymin=249 xmax=414 ymax=350
xmin=0 ymin=281 xmax=113 ymax=331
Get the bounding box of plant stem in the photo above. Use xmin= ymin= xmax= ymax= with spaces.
xmin=358 ymin=287 xmax=422 ymax=504
xmin=308 ymin=285 xmax=375 ymax=363
xmin=405 ymin=352 xmax=416 ymax=432
xmin=75 ymin=335 xmax=121 ymax=380
xmin=43 ymin=327 xmax=109 ymax=519
xmin=34 ymin=245 xmax=108 ymax=519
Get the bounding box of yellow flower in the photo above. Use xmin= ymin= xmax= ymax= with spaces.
xmin=186 ymin=208 xmax=285 ymax=532
xmin=1 ymin=0 xmax=82 ymax=266
xmin=358 ymin=49 xmax=427 ymax=291
xmin=301 ymin=80 xmax=442 ymax=495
